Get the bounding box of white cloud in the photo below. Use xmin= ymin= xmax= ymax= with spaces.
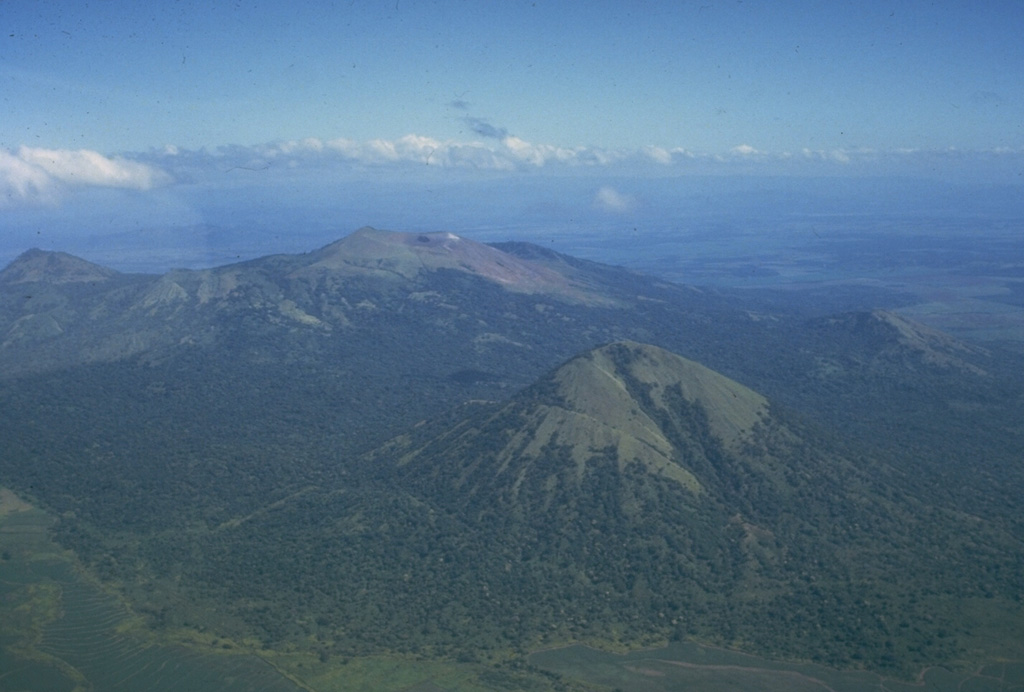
xmin=256 ymin=134 xmax=617 ymax=171
xmin=0 ymin=147 xmax=171 ymax=206
xmin=394 ymin=134 xmax=444 ymax=164
xmin=643 ymin=146 xmax=673 ymax=165
xmin=322 ymin=137 xmax=360 ymax=158
xmin=500 ymin=136 xmax=616 ymax=168
xmin=730 ymin=144 xmax=761 ymax=156
xmin=594 ymin=186 xmax=634 ymax=213
xmin=17 ymin=147 xmax=170 ymax=189
xmin=0 ymin=149 xmax=55 ymax=204
xmin=156 ymin=134 xmax=1023 ymax=182
xmin=801 ymin=148 xmax=854 ymax=163
xmin=0 ymin=146 xmax=169 ymax=205
xmin=8 ymin=136 xmax=1010 ymax=209
xmin=502 ymin=136 xmax=563 ymax=166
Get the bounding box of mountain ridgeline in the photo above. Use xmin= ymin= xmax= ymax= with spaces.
xmin=1 ymin=228 xmax=1022 ymax=677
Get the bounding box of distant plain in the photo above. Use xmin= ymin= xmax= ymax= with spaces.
xmin=478 ymin=215 xmax=1024 ymax=345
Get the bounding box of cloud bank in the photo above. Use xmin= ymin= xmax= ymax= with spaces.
xmin=4 ymin=134 xmax=1022 ymax=210
xmin=1 ymin=147 xmax=170 ymax=204
xmin=159 ymin=135 xmax=1023 ymax=179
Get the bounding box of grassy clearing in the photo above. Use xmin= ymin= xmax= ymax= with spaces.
xmin=270 ymin=653 xmax=482 ymax=692
xmin=0 ymin=487 xmax=33 ymax=516
xmin=266 ymin=649 xmax=585 ymax=692
xmin=0 ymin=490 xmax=563 ymax=692
xmin=0 ymin=490 xmax=304 ymax=692
xmin=529 ymin=642 xmax=1024 ymax=692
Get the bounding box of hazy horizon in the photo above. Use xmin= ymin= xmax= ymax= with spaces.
xmin=3 ymin=1 xmax=1023 ymax=274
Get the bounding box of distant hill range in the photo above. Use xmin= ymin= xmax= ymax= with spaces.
xmin=1 ymin=227 xmax=1022 ymax=677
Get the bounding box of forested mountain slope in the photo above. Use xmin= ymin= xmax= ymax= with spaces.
xmin=1 ymin=228 xmax=1022 ymax=680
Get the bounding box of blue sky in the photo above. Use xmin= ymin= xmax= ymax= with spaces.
xmin=4 ymin=0 xmax=1023 ymax=153
xmin=1 ymin=0 xmax=1023 ymax=268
